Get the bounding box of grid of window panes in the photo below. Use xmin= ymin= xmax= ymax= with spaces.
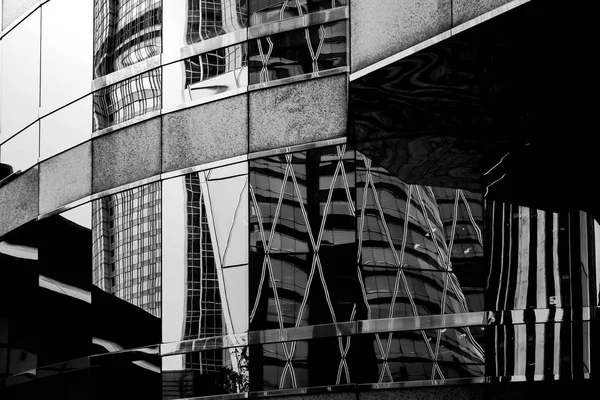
xmin=186 ymin=0 xmax=247 ymax=44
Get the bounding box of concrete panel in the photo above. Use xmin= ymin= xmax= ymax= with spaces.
xmin=39 ymin=142 xmax=92 ymax=214
xmin=268 ymin=393 xmax=355 ymax=400
xmin=351 ymin=0 xmax=451 ymax=73
xmin=249 ymin=75 xmax=347 ymax=153
xmin=359 ymin=386 xmax=484 ymax=400
xmin=452 ymin=0 xmax=512 ymax=26
xmin=2 ymin=0 xmax=38 ymax=29
xmin=92 ymin=118 xmax=161 ymax=193
xmin=162 ymin=95 xmax=248 ymax=173
xmin=0 ymin=166 xmax=39 ymax=238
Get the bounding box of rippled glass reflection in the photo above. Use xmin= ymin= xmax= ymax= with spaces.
xmin=249 ymin=146 xmax=357 ymax=331
xmin=93 ymin=0 xmax=162 ymax=78
xmin=163 ymin=44 xmax=247 ymax=108
xmin=163 ymin=163 xmax=248 ymax=344
xmin=248 ymin=20 xmax=347 ymax=84
xmin=164 ymin=0 xmax=246 ymax=54
xmin=249 ymin=0 xmax=346 ymax=26
xmin=486 ymin=203 xmax=600 ymax=310
xmin=91 ymin=182 xmax=161 ymax=353
xmin=93 ymin=69 xmax=162 ymax=131
xmin=162 ymin=347 xmax=249 ymax=398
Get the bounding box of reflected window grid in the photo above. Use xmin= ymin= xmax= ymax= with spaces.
xmin=93 ymin=69 xmax=162 ymax=131
xmin=93 ymin=0 xmax=162 ymax=78
xmin=248 ymin=0 xmax=347 ymax=26
xmin=248 ymin=20 xmax=347 ymax=84
xmin=92 ymin=182 xmax=162 ymax=317
xmin=186 ymin=0 xmax=247 ymax=44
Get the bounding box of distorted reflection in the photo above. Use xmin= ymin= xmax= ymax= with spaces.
xmin=37 ymin=204 xmax=92 ymax=366
xmin=488 ymin=322 xmax=591 ymax=379
xmin=249 ymin=0 xmax=347 ymax=26
xmin=162 ymin=162 xmax=248 ymax=346
xmin=0 ymin=222 xmax=39 ymax=379
xmin=163 ymin=44 xmax=247 ymax=109
xmin=486 ymin=203 xmax=600 ymax=310
xmin=249 ymin=146 xmax=357 ymax=332
xmin=248 ymin=21 xmax=347 ymax=84
xmin=40 ymin=96 xmax=92 ymax=161
xmin=0 ymin=122 xmax=39 ymax=173
xmin=91 ymin=183 xmax=161 ymax=353
xmin=93 ymin=0 xmax=162 ymax=78
xmin=163 ymin=0 xmax=246 ymax=53
xmin=162 ymin=347 xmax=249 ymax=398
xmin=93 ymin=69 xmax=162 ymax=131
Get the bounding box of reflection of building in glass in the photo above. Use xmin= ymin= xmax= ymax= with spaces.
xmin=92 ymin=182 xmax=162 ymax=317
xmin=486 ymin=202 xmax=598 ymax=379
xmin=248 ymin=0 xmax=347 ymax=26
xmin=93 ymin=69 xmax=162 ymax=131
xmin=183 ymin=173 xmax=224 ymax=371
xmin=186 ymin=0 xmax=246 ymax=44
xmin=249 ymin=147 xmax=485 ymax=388
xmin=184 ymin=44 xmax=247 ymax=100
xmin=93 ymin=0 xmax=162 ymax=77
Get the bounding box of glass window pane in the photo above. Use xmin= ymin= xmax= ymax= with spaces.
xmin=163 ymin=44 xmax=247 ymax=110
xmin=163 ymin=0 xmax=247 ymax=56
xmin=248 ymin=20 xmax=347 ymax=85
xmin=93 ymin=0 xmax=162 ymax=78
xmin=0 ymin=9 xmax=41 ymax=139
xmin=0 ymin=122 xmax=39 ymax=173
xmin=40 ymin=0 xmax=93 ymax=114
xmin=92 ymin=69 xmax=162 ymax=131
xmin=40 ymin=95 xmax=92 ymax=161
xmin=249 ymin=0 xmax=347 ymax=26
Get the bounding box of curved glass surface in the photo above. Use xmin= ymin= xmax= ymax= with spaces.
xmin=91 ymin=182 xmax=162 ymax=354
xmin=248 ymin=0 xmax=346 ymax=26
xmin=163 ymin=0 xmax=247 ymax=56
xmin=163 ymin=43 xmax=248 ymax=110
xmin=40 ymin=0 xmax=93 ymax=114
xmin=93 ymin=69 xmax=162 ymax=131
xmin=248 ymin=20 xmax=347 ymax=84
xmin=0 ymin=122 xmax=39 ymax=173
xmin=162 ymin=162 xmax=249 ymax=344
xmin=93 ymin=0 xmax=162 ymax=78
xmin=0 ymin=8 xmax=41 ymax=140
xmin=40 ymin=95 xmax=93 ymax=161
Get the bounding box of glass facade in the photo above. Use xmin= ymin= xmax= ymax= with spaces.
xmin=0 ymin=1 xmax=597 ymax=399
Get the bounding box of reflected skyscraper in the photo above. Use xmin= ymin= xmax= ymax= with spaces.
xmin=92 ymin=182 xmax=162 ymax=317
xmin=186 ymin=0 xmax=246 ymax=44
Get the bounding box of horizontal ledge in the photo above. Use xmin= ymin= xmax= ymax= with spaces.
xmin=161 ymin=154 xmax=249 ymax=181
xmin=163 ymin=30 xmax=248 ymax=65
xmin=487 ymin=307 xmax=595 ymax=325
xmin=248 ymin=137 xmax=347 ymax=159
xmin=349 ymin=0 xmax=531 ymax=81
xmin=161 ymin=87 xmax=248 ymax=116
xmin=248 ymin=67 xmax=348 ymax=92
xmin=248 ymin=7 xmax=348 ymax=39
xmin=91 ymin=110 xmax=162 ymax=139
xmin=91 ymin=55 xmax=162 ymax=91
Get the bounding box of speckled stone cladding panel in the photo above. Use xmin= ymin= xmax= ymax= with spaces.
xmin=0 ymin=166 xmax=39 ymax=237
xmin=92 ymin=118 xmax=162 ymax=193
xmin=39 ymin=142 xmax=92 ymax=214
xmin=351 ymin=0 xmax=451 ymax=73
xmin=249 ymin=75 xmax=347 ymax=152
xmin=2 ymin=0 xmax=38 ymax=29
xmin=452 ymin=0 xmax=513 ymax=26
xmin=162 ymin=94 xmax=248 ymax=173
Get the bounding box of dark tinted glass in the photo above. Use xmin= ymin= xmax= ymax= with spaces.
xmin=249 ymin=0 xmax=346 ymax=26
xmin=249 ymin=145 xmax=357 ymax=331
xmin=248 ymin=20 xmax=346 ymax=84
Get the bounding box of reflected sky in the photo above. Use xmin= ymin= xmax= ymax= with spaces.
xmin=0 ymin=122 xmax=39 ymax=173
